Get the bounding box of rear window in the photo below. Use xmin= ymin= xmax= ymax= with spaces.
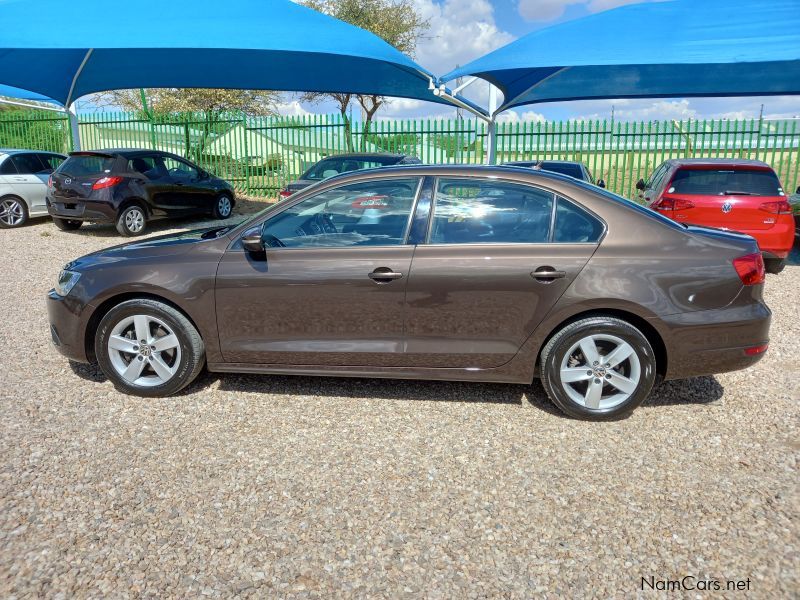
xmin=540 ymin=162 xmax=583 ymax=180
xmin=302 ymin=156 xmax=399 ymax=181
xmin=60 ymin=154 xmax=115 ymax=177
xmin=669 ymin=168 xmax=782 ymax=196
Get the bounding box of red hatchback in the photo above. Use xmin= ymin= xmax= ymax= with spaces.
xmin=638 ymin=159 xmax=794 ymax=273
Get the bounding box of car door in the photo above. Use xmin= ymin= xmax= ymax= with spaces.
xmin=8 ymin=153 xmax=49 ymax=213
xmin=403 ymin=177 xmax=604 ymax=369
xmin=161 ymin=155 xmax=211 ymax=212
xmin=215 ymin=176 xmax=422 ymax=366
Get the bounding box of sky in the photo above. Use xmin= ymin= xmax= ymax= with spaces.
xmin=76 ymin=0 xmax=799 ymax=122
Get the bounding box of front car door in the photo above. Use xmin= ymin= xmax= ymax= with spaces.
xmin=160 ymin=155 xmax=209 ymax=212
xmin=403 ymin=176 xmax=605 ymax=369
xmin=215 ymin=176 xmax=422 ymax=366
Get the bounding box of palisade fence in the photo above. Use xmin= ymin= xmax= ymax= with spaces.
xmin=1 ymin=110 xmax=798 ymax=200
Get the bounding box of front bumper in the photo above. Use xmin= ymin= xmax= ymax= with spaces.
xmin=47 ymin=197 xmax=117 ymax=223
xmin=658 ymin=300 xmax=771 ymax=380
xmin=46 ymin=289 xmax=91 ymax=363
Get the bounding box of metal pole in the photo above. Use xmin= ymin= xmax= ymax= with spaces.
xmin=486 ymin=84 xmax=498 ymax=164
xmin=68 ymin=103 xmax=81 ymax=151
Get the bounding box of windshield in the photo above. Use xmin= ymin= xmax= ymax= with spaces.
xmin=60 ymin=154 xmax=115 ymax=177
xmin=540 ymin=162 xmax=584 ymax=180
xmin=670 ymin=168 xmax=782 ymax=196
xmin=301 ymin=156 xmax=399 ymax=181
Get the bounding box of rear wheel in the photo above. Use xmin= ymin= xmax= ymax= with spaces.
xmin=212 ymin=193 xmax=233 ymax=219
xmin=52 ymin=217 xmax=82 ymax=231
xmin=95 ymin=299 xmax=205 ymax=397
xmin=764 ymin=258 xmax=785 ymax=274
xmin=540 ymin=316 xmax=657 ymax=420
xmin=116 ymin=205 xmax=147 ymax=236
xmin=0 ymin=196 xmax=28 ymax=228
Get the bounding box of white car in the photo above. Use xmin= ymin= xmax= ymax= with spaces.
xmin=0 ymin=149 xmax=66 ymax=228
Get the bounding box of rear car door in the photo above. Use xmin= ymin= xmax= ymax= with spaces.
xmin=403 ymin=177 xmax=603 ymax=369
xmin=8 ymin=153 xmax=49 ymax=212
xmin=216 ymin=176 xmax=422 ymax=366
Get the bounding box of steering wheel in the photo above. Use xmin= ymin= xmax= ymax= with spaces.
xmin=262 ymin=233 xmax=285 ymax=247
xmin=317 ymin=213 xmax=337 ymax=234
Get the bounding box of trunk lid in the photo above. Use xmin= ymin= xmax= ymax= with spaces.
xmin=51 ymin=153 xmax=116 ymax=200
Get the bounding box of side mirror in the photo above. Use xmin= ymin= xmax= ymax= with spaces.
xmin=635 ymin=178 xmax=646 ymax=191
xmin=241 ymin=227 xmax=264 ymax=253
xmin=597 ymin=179 xmax=606 ymax=189
xmin=796 ymin=186 xmax=800 ymax=194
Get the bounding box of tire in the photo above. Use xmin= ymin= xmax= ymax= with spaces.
xmin=116 ymin=204 xmax=147 ymax=236
xmin=0 ymin=196 xmax=29 ymax=228
xmin=212 ymin=193 xmax=234 ymax=220
xmin=52 ymin=217 xmax=82 ymax=231
xmin=540 ymin=316 xmax=657 ymax=420
xmin=95 ymin=298 xmax=205 ymax=397
xmin=764 ymin=258 xmax=785 ymax=274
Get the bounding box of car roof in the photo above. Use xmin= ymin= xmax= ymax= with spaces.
xmin=0 ymin=148 xmax=65 ymax=156
xmin=665 ymin=158 xmax=773 ymax=169
xmin=318 ymin=152 xmax=411 ymax=160
xmin=506 ymin=159 xmax=585 ymax=166
xmin=68 ymin=148 xmax=173 ymax=158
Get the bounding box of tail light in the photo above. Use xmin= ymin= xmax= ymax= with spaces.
xmin=732 ymin=253 xmax=765 ymax=286
xmin=654 ymin=196 xmax=694 ymax=210
xmin=744 ymin=343 xmax=769 ymax=356
xmin=759 ymin=200 xmax=791 ymax=214
xmin=278 ymin=189 xmax=293 ymax=200
xmin=92 ymin=176 xmax=122 ymax=190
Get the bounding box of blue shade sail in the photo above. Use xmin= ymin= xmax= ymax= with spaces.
xmin=442 ymin=0 xmax=800 ymax=113
xmin=0 ymin=0 xmax=443 ymax=107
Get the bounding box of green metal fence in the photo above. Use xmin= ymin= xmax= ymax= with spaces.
xmin=2 ymin=109 xmax=798 ymax=200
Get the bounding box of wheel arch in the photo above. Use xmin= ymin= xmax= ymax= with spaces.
xmin=84 ymin=292 xmax=202 ymax=363
xmin=534 ymin=307 xmax=668 ymax=379
xmin=118 ymin=196 xmax=151 ymax=216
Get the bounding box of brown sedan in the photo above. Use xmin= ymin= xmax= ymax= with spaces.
xmin=47 ymin=165 xmax=771 ymax=420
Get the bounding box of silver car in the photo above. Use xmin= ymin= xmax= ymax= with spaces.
xmin=0 ymin=149 xmax=66 ymax=228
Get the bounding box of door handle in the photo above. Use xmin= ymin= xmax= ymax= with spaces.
xmin=531 ymin=267 xmax=566 ymax=283
xmin=368 ymin=268 xmax=403 ymax=283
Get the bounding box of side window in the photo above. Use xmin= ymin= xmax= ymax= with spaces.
xmin=0 ymin=158 xmax=17 ymax=175
xmin=38 ymin=154 xmax=64 ymax=172
xmin=646 ymin=163 xmax=669 ymax=190
xmin=162 ymin=156 xmax=198 ymax=180
xmin=553 ymin=197 xmax=604 ymax=243
xmin=128 ymin=155 xmax=166 ymax=179
xmin=11 ymin=153 xmax=47 ymax=175
xmin=430 ymin=178 xmax=554 ymax=244
xmin=261 ymin=177 xmax=420 ymax=248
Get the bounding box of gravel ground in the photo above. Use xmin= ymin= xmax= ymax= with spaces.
xmin=1 ymin=208 xmax=798 ymax=598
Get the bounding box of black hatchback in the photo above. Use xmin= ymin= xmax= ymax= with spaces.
xmin=47 ymin=150 xmax=235 ymax=236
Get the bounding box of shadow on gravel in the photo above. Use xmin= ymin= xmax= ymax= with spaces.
xmin=643 ymin=376 xmax=724 ymax=408
xmin=69 ymin=361 xmax=723 ymax=416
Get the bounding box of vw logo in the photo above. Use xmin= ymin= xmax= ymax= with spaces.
xmin=64 ymin=178 xmax=71 ymax=184
xmin=721 ymin=201 xmax=733 ymax=213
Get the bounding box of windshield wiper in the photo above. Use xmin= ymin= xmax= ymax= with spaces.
xmin=723 ymin=190 xmax=757 ymax=196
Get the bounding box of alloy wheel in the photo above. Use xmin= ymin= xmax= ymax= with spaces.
xmin=559 ymin=333 xmax=641 ymax=410
xmin=218 ymin=195 xmax=232 ymax=217
xmin=0 ymin=199 xmax=24 ymax=226
xmin=107 ymin=314 xmax=182 ymax=387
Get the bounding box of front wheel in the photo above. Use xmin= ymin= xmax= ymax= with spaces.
xmin=212 ymin=193 xmax=233 ymax=219
xmin=95 ymin=299 xmax=205 ymax=397
xmin=116 ymin=205 xmax=147 ymax=236
xmin=52 ymin=217 xmax=82 ymax=231
xmin=540 ymin=316 xmax=657 ymax=420
xmin=764 ymin=258 xmax=785 ymax=274
xmin=0 ymin=196 xmax=28 ymax=228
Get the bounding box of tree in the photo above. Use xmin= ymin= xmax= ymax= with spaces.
xmin=89 ymin=88 xmax=279 ymax=158
xmin=300 ymin=0 xmax=428 ymax=151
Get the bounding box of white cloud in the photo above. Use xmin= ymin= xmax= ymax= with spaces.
xmin=412 ymin=0 xmax=514 ymax=76
xmin=497 ymin=110 xmax=547 ymax=124
xmin=275 ymin=99 xmax=313 ymax=117
xmin=518 ymin=0 xmax=661 ymax=23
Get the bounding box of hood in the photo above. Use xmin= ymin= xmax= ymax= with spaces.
xmin=65 ymin=225 xmax=233 ymax=271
